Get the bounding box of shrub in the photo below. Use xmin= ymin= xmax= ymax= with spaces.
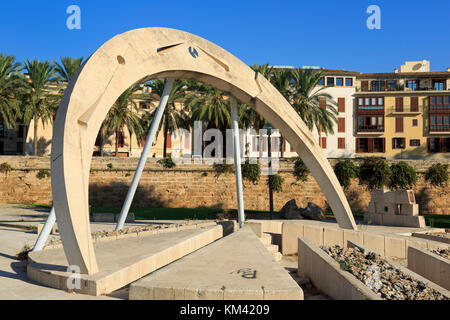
xmin=157 ymin=157 xmax=176 ymax=168
xmin=241 ymin=160 xmax=261 ymax=184
xmin=358 ymin=157 xmax=391 ymax=191
xmin=213 ymin=163 xmax=234 ymax=175
xmin=106 ymin=163 xmax=113 ymax=169
xmin=0 ymin=162 xmax=12 ymax=174
xmin=16 ymin=244 xmax=32 ymax=260
xmin=333 ymin=159 xmax=359 ymax=190
xmin=36 ymin=169 xmax=51 ymax=179
xmin=388 ymin=161 xmax=418 ymax=190
xmin=270 ymin=174 xmax=285 ymax=192
xmin=424 ymin=163 xmax=449 ymax=187
xmin=291 ymin=157 xmax=310 ymax=182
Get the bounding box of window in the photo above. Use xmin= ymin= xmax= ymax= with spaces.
xmin=430 ymin=96 xmax=450 ymax=110
xmin=139 ymin=102 xmax=150 ymax=109
xmin=357 ymin=115 xmax=384 ymax=132
xmin=321 ymin=137 xmax=327 ymax=149
xmin=338 ymin=137 xmax=345 ymax=149
xmin=372 ymin=81 xmax=385 ymax=91
xmin=345 ymin=78 xmax=353 ymax=86
xmin=395 ymin=117 xmax=404 ymax=133
xmin=406 ymin=80 xmax=418 ymax=91
xmin=336 ymin=78 xmax=343 ymax=86
xmin=357 ymin=96 xmax=384 ymax=110
xmin=338 ymin=118 xmax=345 ymax=133
xmin=410 ymin=97 xmax=419 ymax=112
xmin=356 ymin=138 xmax=385 ymax=153
xmin=0 ymin=124 xmax=5 ymax=138
xmin=327 ymin=77 xmax=335 ymax=86
xmin=318 ymin=77 xmax=325 ymax=86
xmin=387 ymin=80 xmax=397 ymax=91
xmin=166 ymin=133 xmax=172 ymax=149
xmin=393 ymin=138 xmax=406 ymax=149
xmin=412 ymin=119 xmax=418 ymax=127
xmin=434 ymin=80 xmax=445 ymax=91
xmin=427 ymin=137 xmax=450 ymax=153
xmin=410 ymin=139 xmax=421 ymax=147
xmin=395 ymin=97 xmax=404 ymax=112
xmin=373 ymin=138 xmax=385 ymax=153
xmin=430 ymin=114 xmax=450 ymax=131
xmin=338 ymin=98 xmax=345 ymax=113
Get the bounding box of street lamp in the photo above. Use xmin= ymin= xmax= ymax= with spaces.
xmin=263 ymin=123 xmax=274 ymax=220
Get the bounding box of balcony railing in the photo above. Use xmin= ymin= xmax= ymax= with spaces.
xmin=430 ymin=125 xmax=450 ymax=132
xmin=390 ymin=106 xmax=421 ymax=113
xmin=357 ymin=125 xmax=384 ymax=133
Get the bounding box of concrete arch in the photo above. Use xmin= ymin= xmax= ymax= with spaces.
xmin=51 ymin=27 xmax=357 ymax=275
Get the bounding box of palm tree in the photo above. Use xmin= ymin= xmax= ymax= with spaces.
xmin=22 ymin=60 xmax=59 ymax=155
xmin=145 ymin=79 xmax=189 ymax=158
xmin=52 ymin=57 xmax=84 ymax=83
xmin=102 ymin=85 xmax=145 ymax=157
xmin=0 ymin=53 xmax=25 ymax=129
xmin=290 ymin=69 xmax=338 ymax=146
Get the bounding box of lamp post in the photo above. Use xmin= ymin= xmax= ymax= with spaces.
xmin=263 ymin=123 xmax=274 ymax=220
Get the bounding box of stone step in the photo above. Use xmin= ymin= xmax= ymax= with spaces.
xmin=28 ymin=225 xmax=223 ymax=296
xmin=272 ymin=252 xmax=282 ymax=262
xmin=260 ymin=233 xmax=272 ymax=245
xmin=266 ymin=244 xmax=279 ymax=254
xmin=129 ymin=226 xmax=303 ymax=300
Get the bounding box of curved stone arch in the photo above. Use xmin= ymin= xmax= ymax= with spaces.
xmin=51 ymin=27 xmax=357 ymax=275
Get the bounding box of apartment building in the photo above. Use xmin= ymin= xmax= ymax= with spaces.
xmin=354 ymin=60 xmax=450 ymax=159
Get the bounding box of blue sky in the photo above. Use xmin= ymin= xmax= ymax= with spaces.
xmin=1 ymin=0 xmax=449 ymax=73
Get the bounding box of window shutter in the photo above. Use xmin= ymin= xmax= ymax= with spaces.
xmin=395 ymin=97 xmax=404 ymax=112
xmin=368 ymin=138 xmax=374 ymax=153
xmin=382 ymin=138 xmax=386 ymax=153
xmin=338 ymin=137 xmax=345 ymax=149
xmin=356 ymin=138 xmax=360 ymax=153
xmin=338 ymin=98 xmax=346 ymax=113
xmin=410 ymin=97 xmax=419 ymax=112
xmin=395 ymin=117 xmax=404 ymax=132
xmin=319 ymin=97 xmax=326 ymax=109
xmin=427 ymin=138 xmax=431 ymax=153
xmin=338 ymin=118 xmax=346 ymax=133
xmin=282 ymin=138 xmax=286 ymax=152
xmin=361 ymin=81 xmax=368 ymax=91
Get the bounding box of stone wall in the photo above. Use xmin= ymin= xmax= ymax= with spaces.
xmin=0 ymin=156 xmax=449 ymax=215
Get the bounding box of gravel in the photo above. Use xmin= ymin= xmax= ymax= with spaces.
xmin=431 ymin=249 xmax=450 ymax=260
xmin=321 ymin=245 xmax=448 ymax=300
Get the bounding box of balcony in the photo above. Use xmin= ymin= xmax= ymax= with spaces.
xmin=390 ymin=105 xmax=421 ymax=115
xmin=357 ymin=125 xmax=384 ymax=134
xmin=429 ymin=124 xmax=450 ymax=134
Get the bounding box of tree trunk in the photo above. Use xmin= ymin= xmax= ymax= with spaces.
xmin=33 ymin=119 xmax=38 ymax=156
xmin=115 ymin=129 xmax=119 ymax=157
xmin=163 ymin=124 xmax=168 ymax=158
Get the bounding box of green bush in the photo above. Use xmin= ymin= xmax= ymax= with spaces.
xmin=213 ymin=163 xmax=234 ymax=175
xmin=291 ymin=157 xmax=310 ymax=182
xmin=358 ymin=157 xmax=391 ymax=191
xmin=157 ymin=157 xmax=176 ymax=168
xmin=424 ymin=163 xmax=449 ymax=187
xmin=270 ymin=174 xmax=285 ymax=192
xmin=106 ymin=163 xmax=113 ymax=169
xmin=36 ymin=169 xmax=51 ymax=179
xmin=333 ymin=159 xmax=359 ymax=190
xmin=388 ymin=161 xmax=418 ymax=190
xmin=0 ymin=162 xmax=12 ymax=174
xmin=241 ymin=160 xmax=261 ymax=184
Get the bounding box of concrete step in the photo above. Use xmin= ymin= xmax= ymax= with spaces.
xmin=260 ymin=233 xmax=272 ymax=245
xmin=28 ymin=225 xmax=223 ymax=296
xmin=266 ymin=244 xmax=279 ymax=254
xmin=129 ymin=226 xmax=303 ymax=300
xmin=272 ymin=252 xmax=282 ymax=262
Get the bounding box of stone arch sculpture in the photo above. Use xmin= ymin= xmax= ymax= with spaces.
xmin=51 ymin=27 xmax=357 ymax=275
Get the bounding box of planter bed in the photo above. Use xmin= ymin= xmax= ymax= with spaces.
xmin=322 ymin=244 xmax=449 ymax=300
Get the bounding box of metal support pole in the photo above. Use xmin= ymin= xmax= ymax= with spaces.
xmin=230 ymin=97 xmax=245 ymax=228
xmin=32 ymin=206 xmax=56 ymax=252
xmin=115 ymin=78 xmax=175 ymax=230
xmin=268 ymin=132 xmax=274 ymax=220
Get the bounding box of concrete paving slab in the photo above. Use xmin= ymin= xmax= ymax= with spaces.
xmin=129 ymin=226 xmax=303 ymax=300
xmin=27 ymin=225 xmax=222 ymax=296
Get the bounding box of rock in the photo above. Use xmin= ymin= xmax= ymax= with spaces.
xmin=284 ymin=209 xmax=304 ymax=220
xmin=299 ymin=202 xmax=326 ymax=221
xmin=279 ymin=199 xmax=299 ymax=219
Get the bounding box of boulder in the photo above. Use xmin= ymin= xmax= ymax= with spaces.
xmin=279 ymin=199 xmax=299 ymax=219
xmin=299 ymin=202 xmax=326 ymax=221
xmin=284 ymin=209 xmax=304 ymax=220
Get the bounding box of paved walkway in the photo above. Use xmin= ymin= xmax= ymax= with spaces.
xmin=129 ymin=226 xmax=303 ymax=300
